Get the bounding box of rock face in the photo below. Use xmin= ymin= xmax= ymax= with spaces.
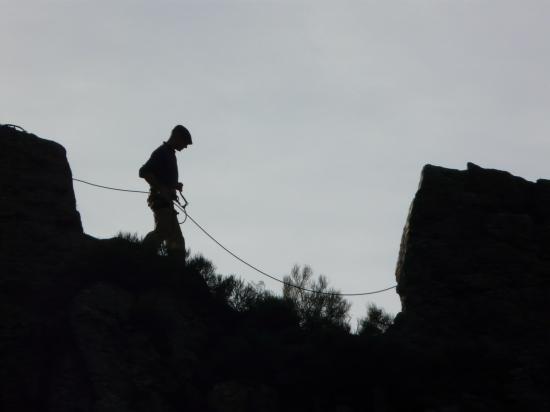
xmin=0 ymin=125 xmax=84 ymax=411
xmin=1 ymin=125 xmax=549 ymax=412
xmin=0 ymin=125 xmax=82 ymax=245
xmin=394 ymin=163 xmax=550 ymax=410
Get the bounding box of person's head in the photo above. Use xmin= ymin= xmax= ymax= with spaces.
xmin=168 ymin=125 xmax=192 ymax=151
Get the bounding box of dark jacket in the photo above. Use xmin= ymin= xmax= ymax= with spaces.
xmin=139 ymin=142 xmax=178 ymax=189
xmin=139 ymin=142 xmax=179 ymax=210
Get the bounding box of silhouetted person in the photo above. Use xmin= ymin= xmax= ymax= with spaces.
xmin=139 ymin=125 xmax=192 ymax=256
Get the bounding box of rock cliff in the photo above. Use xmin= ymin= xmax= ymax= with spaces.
xmin=0 ymin=125 xmax=82 ymax=242
xmin=393 ymin=163 xmax=550 ymax=410
xmin=1 ymin=125 xmax=549 ymax=412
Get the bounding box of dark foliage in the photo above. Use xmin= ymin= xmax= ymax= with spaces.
xmin=283 ymin=264 xmax=352 ymax=331
xmin=357 ymin=303 xmax=394 ymax=337
xmin=186 ymin=253 xmax=272 ymax=312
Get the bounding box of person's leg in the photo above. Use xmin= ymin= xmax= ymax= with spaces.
xmin=143 ymin=194 xmax=163 ymax=253
xmin=154 ymin=207 xmax=185 ymax=257
xmin=144 ymin=206 xmax=172 ymax=254
xmin=165 ymin=210 xmax=185 ymax=257
xmin=142 ymin=202 xmax=162 ymax=252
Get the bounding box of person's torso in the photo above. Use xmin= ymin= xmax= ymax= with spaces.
xmin=152 ymin=143 xmax=178 ymax=187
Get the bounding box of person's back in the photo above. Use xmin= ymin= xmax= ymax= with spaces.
xmin=140 ymin=125 xmax=192 ymax=256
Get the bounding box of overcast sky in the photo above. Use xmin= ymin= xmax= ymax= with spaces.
xmin=3 ymin=0 xmax=550 ymax=324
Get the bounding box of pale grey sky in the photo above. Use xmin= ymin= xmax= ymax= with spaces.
xmin=3 ymin=0 xmax=550 ymax=323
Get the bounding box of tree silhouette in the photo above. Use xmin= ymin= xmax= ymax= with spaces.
xmin=357 ymin=303 xmax=394 ymax=336
xmin=282 ymin=264 xmax=351 ymax=330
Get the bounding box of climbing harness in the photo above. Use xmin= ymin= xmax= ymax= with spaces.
xmin=73 ymin=177 xmax=397 ymax=297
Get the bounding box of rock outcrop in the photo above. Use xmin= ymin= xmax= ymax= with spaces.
xmin=394 ymin=163 xmax=550 ymax=410
xmin=1 ymin=125 xmax=549 ymax=412
xmin=0 ymin=125 xmax=82 ymax=243
xmin=1 ymin=125 xmax=85 ymax=411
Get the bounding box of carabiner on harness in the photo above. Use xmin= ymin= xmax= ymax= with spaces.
xmin=175 ymin=191 xmax=189 ymax=224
